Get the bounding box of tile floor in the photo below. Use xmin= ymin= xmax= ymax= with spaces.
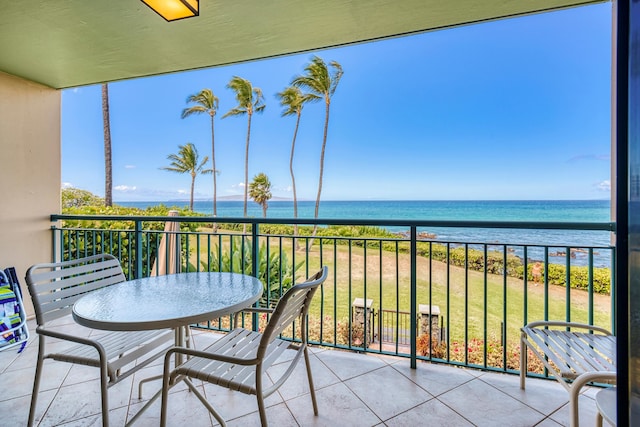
xmin=0 ymin=319 xmax=607 ymax=426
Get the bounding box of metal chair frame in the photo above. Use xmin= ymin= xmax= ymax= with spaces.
xmin=25 ymin=254 xmax=174 ymax=427
xmin=160 ymin=266 xmax=328 ymax=426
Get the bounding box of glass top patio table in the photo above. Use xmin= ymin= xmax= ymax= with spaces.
xmin=72 ymin=272 xmax=263 ymax=331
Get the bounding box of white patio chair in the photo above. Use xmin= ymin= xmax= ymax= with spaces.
xmin=160 ymin=266 xmax=329 ymax=427
xmin=25 ymin=254 xmax=174 ymax=427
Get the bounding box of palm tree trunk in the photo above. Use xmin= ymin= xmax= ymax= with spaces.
xmin=262 ymin=203 xmax=267 ymax=217
xmin=290 ymin=112 xmax=301 ymax=250
xmin=190 ymin=173 xmax=196 ymax=211
xmin=210 ymin=114 xmax=218 ymax=232
xmin=243 ymin=113 xmax=252 ymax=234
xmin=308 ymin=98 xmax=331 ymax=249
xmin=102 ymin=84 xmax=113 ymax=207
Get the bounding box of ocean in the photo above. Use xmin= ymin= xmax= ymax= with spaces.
xmin=118 ymin=200 xmax=613 ymax=264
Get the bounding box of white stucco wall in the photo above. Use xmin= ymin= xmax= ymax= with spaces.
xmin=0 ymin=71 xmax=60 ymax=317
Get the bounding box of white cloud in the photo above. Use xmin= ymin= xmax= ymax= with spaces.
xmin=177 ymin=189 xmax=189 ymax=195
xmin=232 ymin=183 xmax=245 ymax=189
xmin=124 ymin=165 xmax=136 ymax=169
xmin=62 ymin=182 xmax=74 ymax=189
xmin=596 ymin=180 xmax=611 ymax=191
xmin=114 ymin=185 xmax=137 ymax=192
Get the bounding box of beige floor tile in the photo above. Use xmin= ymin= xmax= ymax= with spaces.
xmin=548 ymin=394 xmax=599 ymax=427
xmin=391 ymin=360 xmax=476 ymax=397
xmin=128 ymin=385 xmax=215 ymax=427
xmin=316 ymin=348 xmax=387 ymax=380
xmin=201 ymin=378 xmax=283 ymax=422
xmin=227 ymin=402 xmax=297 ymax=427
xmin=269 ymin=352 xmax=341 ymax=401
xmin=286 ymin=382 xmax=382 ymax=427
xmin=345 ymin=365 xmax=433 ymax=421
xmin=535 ymin=417 xmax=564 ymax=426
xmin=39 ymin=381 xmax=105 ymax=426
xmin=0 ymin=388 xmax=56 ymax=426
xmin=385 ymin=399 xmax=473 ymax=426
xmin=438 ymin=378 xmax=546 ymax=427
xmin=481 ymin=372 xmax=569 ymax=415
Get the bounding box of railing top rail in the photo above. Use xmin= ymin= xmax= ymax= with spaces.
xmin=50 ymin=214 xmax=616 ymax=232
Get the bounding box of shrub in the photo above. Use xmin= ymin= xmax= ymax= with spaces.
xmin=201 ymin=236 xmax=304 ymax=307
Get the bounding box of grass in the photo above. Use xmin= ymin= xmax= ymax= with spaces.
xmin=185 ymin=229 xmax=613 ymax=347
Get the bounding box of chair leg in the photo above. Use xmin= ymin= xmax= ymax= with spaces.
xmin=160 ymin=354 xmax=173 ymax=427
xmin=100 ymin=363 xmax=110 ymax=427
xmin=303 ymin=346 xmax=318 ymax=415
xmin=520 ymin=334 xmax=527 ymax=390
xmin=256 ymin=393 xmax=268 ymax=427
xmin=27 ymin=341 xmax=45 ymax=427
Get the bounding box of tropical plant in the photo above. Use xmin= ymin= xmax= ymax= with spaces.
xmin=222 ymin=76 xmax=266 ymax=230
xmin=161 ymin=143 xmax=212 ymax=211
xmin=102 ymin=83 xmax=113 ymax=207
xmin=276 ymin=86 xmax=315 ymax=247
xmin=248 ymin=172 xmax=272 ymax=217
xmin=201 ymin=237 xmax=303 ymax=306
xmin=292 ymin=56 xmax=343 ymax=241
xmin=62 ymin=187 xmax=105 ymax=208
xmin=181 ymin=89 xmax=221 ymax=223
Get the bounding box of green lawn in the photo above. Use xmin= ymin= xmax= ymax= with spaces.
xmin=188 ymin=231 xmax=613 ymax=347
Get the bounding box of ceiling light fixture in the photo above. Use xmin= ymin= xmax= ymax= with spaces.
xmin=141 ymin=0 xmax=199 ymax=22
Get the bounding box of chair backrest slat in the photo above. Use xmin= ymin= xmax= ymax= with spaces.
xmin=258 ymin=267 xmax=327 ymax=357
xmin=26 ymin=254 xmax=126 ymax=327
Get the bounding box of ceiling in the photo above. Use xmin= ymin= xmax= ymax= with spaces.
xmin=0 ymin=0 xmax=605 ymax=89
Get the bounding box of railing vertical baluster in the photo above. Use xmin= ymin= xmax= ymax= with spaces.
xmin=565 ymin=246 xmax=571 ymax=323
xmin=464 ymin=243 xmax=469 ymax=366
xmin=348 ymin=239 xmax=353 ymax=348
xmin=252 ymin=222 xmax=259 ymax=332
xmin=396 ymin=240 xmax=400 ymax=355
xmin=410 ymin=226 xmax=417 ymax=369
xmin=319 ymin=237 xmax=324 ymax=343
xmin=502 ymin=245 xmax=507 ymax=371
xmin=446 ymin=242 xmax=450 ymax=363
xmin=524 ymin=246 xmax=529 ymax=326
xmin=363 ymin=238 xmax=368 ymax=350
xmin=483 ymin=244 xmax=488 ymax=369
xmin=135 ymin=220 xmax=142 ymax=279
xmin=51 ymin=226 xmax=58 ymax=262
xmin=378 ymin=240 xmax=382 ymax=352
xmin=429 ymin=241 xmax=433 ymax=360
xmin=611 ymin=248 xmax=616 ymax=334
xmin=184 ymin=229 xmax=189 ymax=273
xmin=588 ymin=248 xmax=594 ymax=325
xmin=333 ymin=238 xmax=337 ymax=345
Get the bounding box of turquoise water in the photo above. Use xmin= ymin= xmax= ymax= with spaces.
xmin=118 ymin=200 xmax=613 ymax=259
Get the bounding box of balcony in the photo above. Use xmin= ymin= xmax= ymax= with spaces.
xmin=0 ymin=319 xmax=605 ymax=426
xmin=0 ymin=213 xmax=615 ymax=425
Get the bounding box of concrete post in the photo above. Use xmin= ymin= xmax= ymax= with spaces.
xmin=418 ymin=304 xmax=441 ymax=343
xmin=352 ymin=298 xmax=374 ymax=347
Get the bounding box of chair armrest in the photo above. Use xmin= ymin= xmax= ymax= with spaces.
xmin=36 ymin=326 xmax=109 ymax=361
xmin=165 ymin=345 xmax=258 ymax=367
xmin=233 ymin=307 xmax=274 ymax=327
xmin=522 ymin=321 xmax=613 ymax=336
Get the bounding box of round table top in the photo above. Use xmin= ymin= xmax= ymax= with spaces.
xmin=72 ymin=272 xmax=263 ymax=331
xmin=595 ymin=387 xmax=616 ymax=426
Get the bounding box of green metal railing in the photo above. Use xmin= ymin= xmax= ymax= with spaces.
xmin=50 ymin=213 xmax=616 ymax=375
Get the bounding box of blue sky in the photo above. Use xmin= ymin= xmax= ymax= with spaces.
xmin=62 ymin=3 xmax=612 ymax=202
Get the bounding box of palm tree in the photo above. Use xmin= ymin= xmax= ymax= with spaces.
xmin=181 ymin=89 xmax=220 ymax=221
xmin=292 ymin=56 xmax=343 ymax=238
xmin=222 ymin=76 xmax=266 ymax=231
xmin=161 ymin=143 xmax=212 ymax=211
xmin=248 ymin=173 xmax=272 ymax=217
xmin=276 ymin=86 xmax=315 ymax=248
xmin=102 ymin=83 xmax=113 ymax=207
